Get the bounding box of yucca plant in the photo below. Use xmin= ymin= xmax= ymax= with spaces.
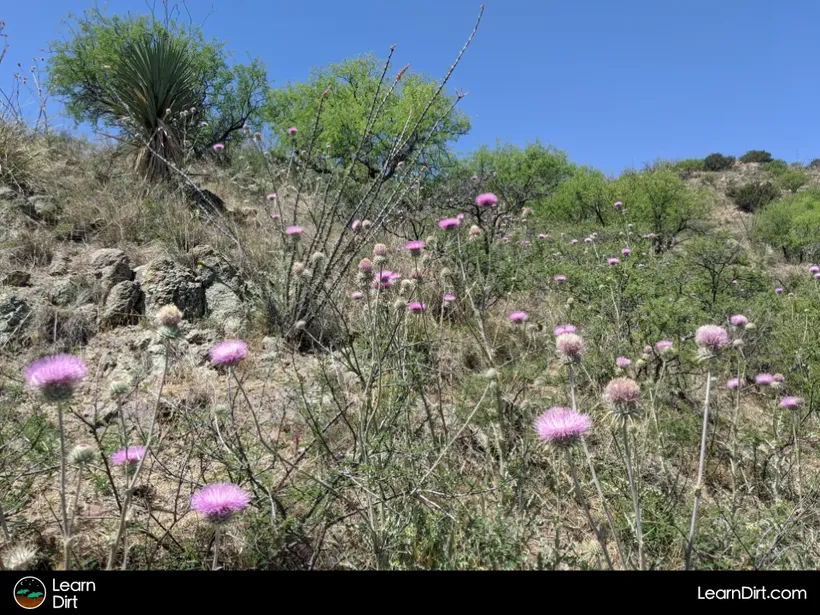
xmin=101 ymin=33 xmax=204 ymax=181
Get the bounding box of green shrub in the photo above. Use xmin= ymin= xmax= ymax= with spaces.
xmin=739 ymin=150 xmax=773 ymax=163
xmin=808 ymin=158 xmax=820 ymax=169
xmin=671 ymin=158 xmax=705 ymax=178
xmin=726 ymin=181 xmax=780 ymax=213
xmin=778 ymin=169 xmax=809 ymax=193
xmin=763 ymin=159 xmax=789 ymax=176
xmin=703 ymin=153 xmax=736 ymax=171
xmin=754 ymin=189 xmax=820 ymax=262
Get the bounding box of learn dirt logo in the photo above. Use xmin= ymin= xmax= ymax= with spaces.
xmin=14 ymin=577 xmax=46 ymax=609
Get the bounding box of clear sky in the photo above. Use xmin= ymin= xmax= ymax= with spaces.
xmin=0 ymin=0 xmax=812 ymax=175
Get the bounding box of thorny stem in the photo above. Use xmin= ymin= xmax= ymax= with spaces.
xmin=685 ymin=359 xmax=713 ymax=571
xmin=56 ymin=402 xmax=71 ymax=570
xmin=212 ymin=525 xmax=221 ymax=571
xmin=621 ymin=419 xmax=645 ymax=570
xmin=565 ymin=446 xmax=614 ymax=570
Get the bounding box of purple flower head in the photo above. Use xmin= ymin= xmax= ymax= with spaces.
xmin=655 ymin=340 xmax=674 ymax=354
xmin=775 ymin=288 xmax=784 ymax=294
xmin=407 ymin=302 xmax=426 ymax=313
xmin=727 ymin=378 xmax=740 ymax=390
xmin=457 ymin=213 xmax=465 ymax=221
xmin=621 ymin=248 xmax=631 ymax=256
xmin=443 ymin=294 xmax=456 ymax=302
xmin=571 ymin=239 xmax=579 ymax=245
xmin=287 ymin=127 xmax=298 ymax=135
xmin=554 ymin=274 xmax=567 ymax=282
xmin=438 ymin=218 xmax=461 ymax=231
xmin=730 ymin=314 xmax=748 ymax=327
xmin=191 ymin=483 xmax=251 ymax=523
xmin=286 ymin=225 xmax=303 ymax=238
xmin=373 ymin=243 xmax=389 ymax=257
xmin=616 ymin=356 xmax=632 ymax=369
xmin=553 ymin=324 xmax=576 ymax=336
xmin=607 ymin=257 xmax=620 ymax=266
xmin=405 ymin=240 xmax=425 ymax=256
xmin=755 ymin=373 xmax=774 ymax=386
xmin=556 ymin=333 xmax=584 ymax=362
xmin=212 ymin=143 xmax=224 ymax=152
xmin=351 ymin=219 xmax=362 ymax=231
xmin=509 ymin=310 xmax=528 ymax=324
xmin=475 ymin=193 xmax=498 ymax=207
xmin=25 ymin=354 xmax=88 ymax=400
xmin=266 ymin=193 xmax=277 ymax=201
xmin=210 ymin=340 xmax=248 ymax=367
xmin=112 ymin=446 xmax=146 ymax=466
xmin=604 ymin=378 xmax=641 ymax=407
xmin=779 ymin=396 xmax=802 ymax=409
xmin=534 ymin=407 xmax=591 ymax=446
xmin=584 ymin=237 xmax=593 ymax=243
xmin=538 ymin=233 xmax=549 ymax=240
xmin=471 ymin=175 xmax=479 ymax=182
xmin=614 ymin=201 xmax=623 ymax=209
xmin=695 ymin=325 xmax=729 ymax=351
xmin=808 ymin=265 xmax=819 ymax=274
xmin=351 ymin=291 xmax=363 ymax=300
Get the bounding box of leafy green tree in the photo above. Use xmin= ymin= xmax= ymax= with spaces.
xmin=48 ymin=8 xmax=267 ymax=156
xmin=755 ymin=189 xmax=820 ymax=262
xmin=615 ymin=168 xmax=709 ymax=252
xmin=539 ymin=164 xmax=614 ymax=224
xmin=263 ymin=54 xmax=469 ymax=180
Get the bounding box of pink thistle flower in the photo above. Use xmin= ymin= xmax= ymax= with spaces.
xmin=656 ymin=340 xmax=674 ymax=354
xmin=584 ymin=237 xmax=593 ymax=243
xmin=475 ymin=193 xmax=498 ymax=207
xmin=438 ymin=218 xmax=461 ymax=231
xmin=212 ymin=143 xmax=225 ymax=152
xmin=25 ymin=354 xmax=88 ymax=399
xmin=471 ymin=175 xmax=479 ymax=182
xmin=443 ymin=294 xmax=456 ymax=303
xmin=553 ymin=324 xmax=576 ymax=336
xmin=616 ymin=356 xmax=632 ymax=369
xmin=287 ymin=127 xmax=298 ymax=135
xmin=509 ymin=311 xmax=528 ymax=324
xmin=614 ymin=201 xmax=623 ymax=208
xmin=554 ymin=275 xmax=567 ymax=282
xmin=191 ymin=483 xmax=251 ymax=523
xmin=755 ymin=373 xmax=774 ymax=386
xmin=538 ymin=233 xmax=549 ymax=240
xmin=351 ymin=291 xmax=363 ymax=300
xmin=405 ymin=240 xmax=425 ymax=256
xmin=775 ymin=288 xmax=784 ymax=294
xmin=271 ymin=213 xmax=281 ymax=221
xmin=815 ymin=273 xmax=820 ymax=280
xmin=571 ymin=239 xmax=579 ymax=245
xmin=266 ymin=193 xmax=277 ymax=201
xmin=808 ymin=265 xmax=819 ymax=274
xmin=351 ymin=219 xmax=362 ymax=231
xmin=730 ymin=314 xmax=748 ymax=327
xmin=727 ymin=378 xmax=740 ymax=390
xmin=373 ymin=243 xmax=389 ymax=257
xmin=457 ymin=213 xmax=465 ymax=221
xmin=286 ymin=225 xmax=303 ymax=238
xmin=695 ymin=325 xmax=729 ymax=351
xmin=407 ymin=302 xmax=426 ymax=313
xmin=358 ymin=258 xmax=373 ymax=273
xmin=556 ymin=333 xmax=584 ymax=362
xmin=621 ymin=248 xmax=631 ymax=256
xmin=779 ymin=396 xmax=801 ymax=409
xmin=604 ymin=377 xmax=641 ymax=407
xmin=607 ymin=257 xmax=620 ymax=265
xmin=533 ymin=407 xmax=591 ymax=446
xmin=209 ymin=340 xmax=248 ymax=366
xmin=111 ymin=446 xmax=146 ymax=466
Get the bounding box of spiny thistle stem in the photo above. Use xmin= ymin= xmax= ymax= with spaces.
xmin=564 ymin=446 xmax=614 ymax=570
xmin=212 ymin=525 xmax=221 ymax=571
xmin=581 ymin=439 xmax=628 ymax=569
xmin=685 ymin=359 xmax=713 ymax=570
xmin=56 ymin=402 xmax=71 ymax=570
xmin=621 ymin=419 xmax=645 ymax=570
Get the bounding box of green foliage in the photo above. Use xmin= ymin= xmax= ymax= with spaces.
xmin=48 ymin=8 xmax=267 ymax=154
xmin=614 ymin=168 xmax=710 ymax=250
xmin=808 ymin=158 xmax=820 ymax=169
xmin=703 ymin=153 xmax=736 ymax=172
xmin=670 ymin=158 xmax=704 ymax=178
xmin=778 ymin=169 xmax=809 ymax=193
xmin=739 ymin=150 xmax=773 ymax=163
xmin=763 ymin=159 xmax=789 ymax=176
xmin=754 ymin=189 xmax=820 ymax=262
xmin=457 ymin=141 xmax=575 ymax=210
xmin=538 ymin=165 xmax=614 ymax=224
xmin=263 ymin=54 xmax=469 ymax=181
xmin=726 ymin=181 xmax=780 ymax=213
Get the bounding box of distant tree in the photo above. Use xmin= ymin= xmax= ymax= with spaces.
xmin=755 ymin=189 xmax=820 ymax=262
xmin=263 ymin=54 xmax=470 ymax=181
xmin=726 ymin=181 xmax=780 ymax=213
xmin=48 ymin=7 xmax=268 ymax=163
xmin=540 ymin=164 xmax=614 ymax=225
xmin=703 ymin=153 xmax=736 ymax=172
xmin=739 ymin=150 xmax=773 ymax=164
xmin=778 ymin=169 xmax=809 ymax=194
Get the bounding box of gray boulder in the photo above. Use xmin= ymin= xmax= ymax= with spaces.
xmin=101 ymin=281 xmax=144 ymax=327
xmin=88 ymin=249 xmax=133 ymax=298
xmin=140 ymin=257 xmax=205 ymax=321
xmin=0 ymin=271 xmax=31 ymax=287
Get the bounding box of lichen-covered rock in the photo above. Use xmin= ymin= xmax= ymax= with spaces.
xmin=0 ymin=293 xmax=30 ymax=345
xmin=47 ymin=278 xmax=78 ymax=306
xmin=140 ymin=257 xmax=205 ymax=322
xmin=205 ymin=281 xmax=245 ymax=333
xmin=88 ymin=248 xmax=133 ymax=298
xmin=190 ymin=244 xmax=243 ymax=292
xmin=101 ymin=280 xmax=144 ymax=327
xmin=0 ymin=271 xmax=31 ymax=287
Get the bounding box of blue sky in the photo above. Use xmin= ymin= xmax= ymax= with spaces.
xmin=0 ymin=0 xmax=812 ymax=175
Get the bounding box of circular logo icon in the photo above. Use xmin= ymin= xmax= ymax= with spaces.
xmin=14 ymin=577 xmax=46 ymax=609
